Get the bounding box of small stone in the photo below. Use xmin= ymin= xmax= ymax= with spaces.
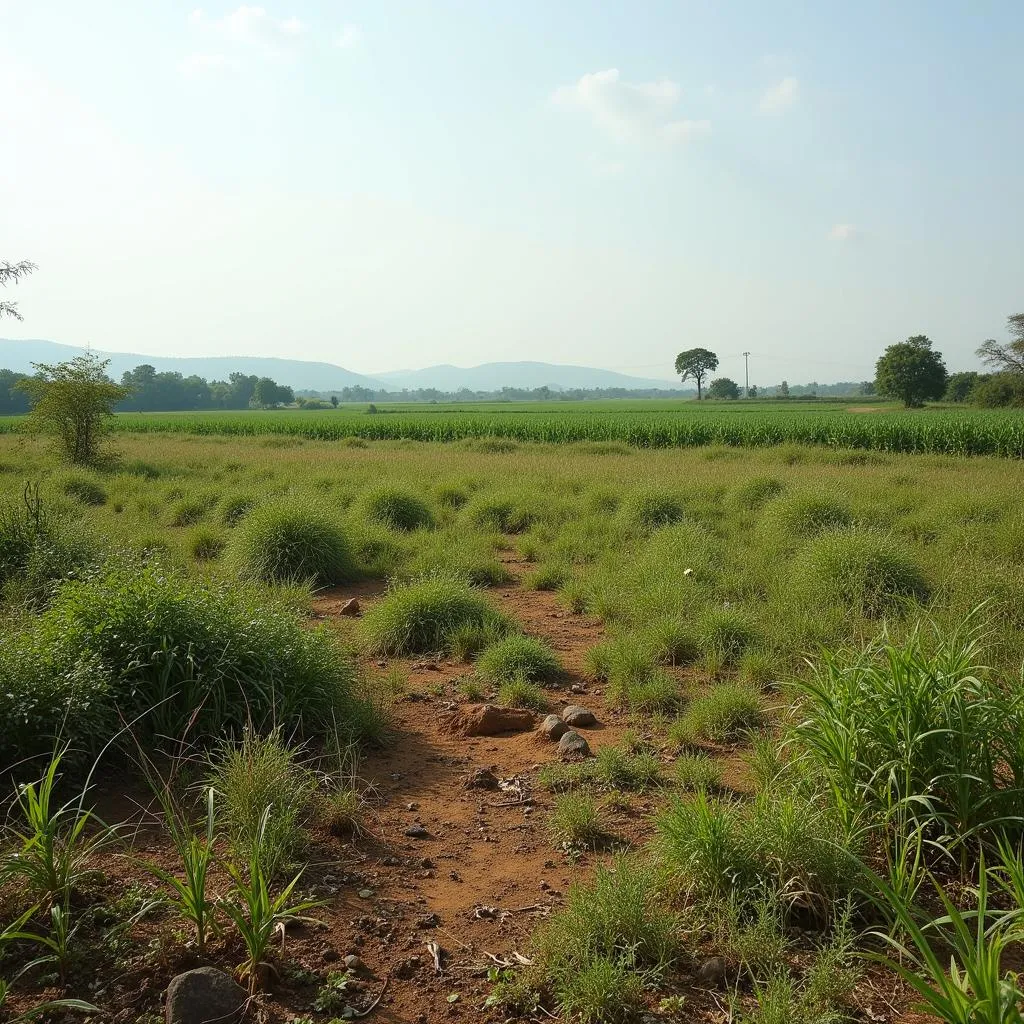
xmin=557 ymin=730 xmax=592 ymax=760
xmin=344 ymin=954 xmax=365 ymax=973
xmin=405 ymin=824 xmax=430 ymax=839
xmin=540 ymin=715 xmax=567 ymax=741
xmin=339 ymin=598 xmax=361 ymax=616
xmin=165 ymin=967 xmax=246 ymax=1024
xmin=358 ymin=888 xmax=374 ymax=899
xmin=562 ymin=705 xmax=596 ymax=728
xmin=695 ymin=956 xmax=728 ymax=989
xmin=416 ymin=912 xmax=441 ymax=929
xmin=464 ymin=767 xmax=500 ymax=790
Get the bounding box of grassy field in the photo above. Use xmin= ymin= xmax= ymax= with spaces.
xmin=4 ymin=399 xmax=1024 ymax=456
xmin=3 ymin=428 xmax=1024 ymax=1021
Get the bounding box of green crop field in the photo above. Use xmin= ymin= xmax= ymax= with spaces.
xmin=4 ymin=399 xmax=1023 ymax=457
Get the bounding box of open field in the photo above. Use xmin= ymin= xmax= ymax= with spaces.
xmin=3 ymin=430 xmax=1024 ymax=1022
xmin=4 ymin=400 xmax=1024 ymax=456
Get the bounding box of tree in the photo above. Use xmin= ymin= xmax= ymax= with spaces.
xmin=971 ymin=373 xmax=1024 ymax=408
xmin=674 ymin=348 xmax=719 ymax=400
xmin=977 ymin=314 xmax=1024 ymax=374
xmin=330 ymin=395 xmax=339 ymax=408
xmin=859 ymin=381 xmax=876 ymax=396
xmin=748 ymin=385 xmax=758 ymax=398
xmin=16 ymin=354 xmax=130 ymax=464
xmin=944 ymin=371 xmax=981 ymax=403
xmin=874 ymin=335 xmax=947 ymax=408
xmin=707 ymin=377 xmax=741 ymax=399
xmin=778 ymin=380 xmax=790 ymax=398
xmin=0 ymin=260 xmax=36 ymax=320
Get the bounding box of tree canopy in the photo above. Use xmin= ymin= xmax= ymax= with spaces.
xmin=874 ymin=335 xmax=947 ymax=408
xmin=0 ymin=260 xmax=36 ymax=320
xmin=674 ymin=348 xmax=719 ymax=399
xmin=977 ymin=314 xmax=1024 ymax=375
xmin=707 ymin=377 xmax=741 ymax=400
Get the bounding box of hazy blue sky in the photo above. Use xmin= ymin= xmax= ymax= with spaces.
xmin=2 ymin=1 xmax=1022 ymax=385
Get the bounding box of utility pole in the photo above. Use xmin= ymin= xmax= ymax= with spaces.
xmin=743 ymin=351 xmax=750 ymax=397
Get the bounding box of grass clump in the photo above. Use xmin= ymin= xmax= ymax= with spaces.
xmin=219 ymin=492 xmax=257 ymax=526
xmin=462 ymin=493 xmax=534 ymax=533
xmin=764 ymin=491 xmax=854 ymax=540
xmin=617 ymin=489 xmax=685 ymax=530
xmin=230 ymin=502 xmax=356 ymax=585
xmin=360 ymin=573 xmax=509 ymax=656
xmin=523 ymin=562 xmax=570 ymax=591
xmin=0 ymin=559 xmax=366 ymax=763
xmin=670 ymin=684 xmax=764 ymax=745
xmin=399 ymin=529 xmax=510 ymax=586
xmin=55 ymin=472 xmax=106 ymax=506
xmin=547 ymin=793 xmax=605 ymax=849
xmin=698 ymin=608 xmax=760 ymax=666
xmin=791 ymin=530 xmax=929 ymax=616
xmin=210 ymin=731 xmax=317 ymax=878
xmin=353 ymin=485 xmax=434 ymax=531
xmin=731 ymin=475 xmax=785 ymax=511
xmin=674 ymin=752 xmax=722 ymax=791
xmin=496 ymin=678 xmax=549 ymax=712
xmin=187 ymin=525 xmax=226 ymax=561
xmin=593 ymin=746 xmax=662 ymax=791
xmin=477 ymin=634 xmax=560 ymax=684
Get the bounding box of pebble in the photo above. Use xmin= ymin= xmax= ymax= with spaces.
xmin=405 ymin=824 xmax=430 ymax=839
xmin=344 ymin=954 xmax=365 ymax=973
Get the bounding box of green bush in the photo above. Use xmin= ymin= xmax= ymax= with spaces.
xmin=670 ymin=684 xmax=764 ymax=744
xmin=360 ymin=573 xmax=509 ymax=656
xmin=791 ymin=530 xmax=928 ymax=617
xmin=477 ymin=634 xmax=560 ymax=684
xmin=764 ymin=491 xmax=853 ymax=540
xmin=617 ymin=489 xmax=685 ymax=530
xmin=229 ymin=502 xmax=357 ymax=585
xmin=0 ymin=560 xmax=366 ymax=765
xmin=353 ymin=486 xmax=434 ymax=531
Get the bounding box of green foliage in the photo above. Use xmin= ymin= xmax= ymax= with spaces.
xmin=731 ymin=475 xmax=785 ymax=510
xmin=523 ymin=561 xmax=569 ymax=591
xmin=187 ymin=525 xmax=226 ymax=561
xmin=698 ymin=608 xmax=761 ymax=665
xmin=399 ymin=529 xmax=510 ymax=586
xmin=971 ymin=371 xmax=1024 ymax=409
xmin=875 ymin=334 xmax=947 ymax=408
xmin=353 ymin=485 xmax=434 ymax=531
xmin=617 ymin=489 xmax=685 ymax=530
xmin=360 ymin=573 xmax=510 ymax=656
xmin=764 ymin=491 xmax=854 ymax=540
xmin=708 ymin=377 xmax=741 ymax=400
xmin=55 ymin=472 xmax=106 ymax=506
xmin=675 ymin=347 xmax=719 ymax=399
xmin=0 ymin=560 xmax=363 ymax=763
xmin=593 ymin=746 xmax=662 ymax=791
xmin=791 ymin=530 xmax=929 ymax=616
xmin=547 ymin=793 xmax=605 ymax=849
xmin=462 ymin=492 xmax=534 ymax=533
xmin=496 ymin=678 xmax=548 ymax=711
xmin=229 ymin=502 xmax=356 ymax=585
xmin=477 ymin=633 xmax=560 ymax=684
xmin=219 ymin=492 xmax=257 ymax=526
xmin=674 ymin=752 xmax=722 ymax=791
xmin=17 ymin=354 xmax=130 ymax=464
xmin=553 ymin=955 xmax=646 ymax=1024
xmin=670 ymin=684 xmax=764 ymax=744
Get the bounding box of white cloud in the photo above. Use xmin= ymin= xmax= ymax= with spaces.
xmin=335 ymin=24 xmax=363 ymax=49
xmin=552 ymin=68 xmax=710 ymax=145
xmin=828 ymin=223 xmax=858 ymax=242
xmin=186 ymin=6 xmax=306 ymax=61
xmin=178 ymin=52 xmax=237 ymax=78
xmin=662 ymin=118 xmax=711 ymax=143
xmin=759 ymin=76 xmax=799 ymax=114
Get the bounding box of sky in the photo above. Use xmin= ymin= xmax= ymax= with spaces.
xmin=1 ymin=1 xmax=1022 ymax=386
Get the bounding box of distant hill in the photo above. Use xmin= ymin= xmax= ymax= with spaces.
xmin=0 ymin=339 xmax=388 ymax=392
xmin=0 ymin=341 xmax=682 ymax=394
xmin=373 ymin=361 xmax=681 ymax=391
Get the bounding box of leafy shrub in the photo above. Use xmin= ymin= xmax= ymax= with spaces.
xmin=477 ymin=634 xmax=560 ymax=684
xmin=670 ymin=684 xmax=764 ymax=744
xmin=764 ymin=492 xmax=854 ymax=540
xmin=0 ymin=560 xmax=365 ymax=764
xmin=360 ymin=573 xmax=509 ymax=656
xmin=188 ymin=526 xmax=226 ymax=561
xmin=353 ymin=486 xmax=434 ymax=531
xmin=791 ymin=530 xmax=928 ymax=617
xmin=230 ymin=502 xmax=357 ymax=585
xmin=698 ymin=608 xmax=761 ymax=665
xmin=971 ymin=371 xmax=1024 ymax=408
xmin=617 ymin=489 xmax=685 ymax=530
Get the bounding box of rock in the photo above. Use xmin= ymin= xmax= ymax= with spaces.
xmin=165 ymin=967 xmax=247 ymax=1024
xmin=695 ymin=956 xmax=728 ymax=989
xmin=464 ymin=767 xmax=500 ymax=790
xmin=416 ymin=912 xmax=441 ymax=929
xmin=404 ymin=824 xmax=430 ymax=839
xmin=562 ymin=705 xmax=596 ymax=728
xmin=540 ymin=715 xmax=567 ymax=741
xmin=339 ymin=598 xmax=361 ymax=616
xmin=344 ymin=954 xmax=365 ymax=973
xmin=444 ymin=704 xmax=535 ymax=737
xmin=557 ymin=730 xmax=592 ymax=759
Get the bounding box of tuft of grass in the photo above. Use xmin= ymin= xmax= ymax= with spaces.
xmin=56 ymin=473 xmax=106 ymax=506
xmin=187 ymin=525 xmax=227 ymax=561
xmin=168 ymin=495 xmax=213 ymax=527
xmin=353 ymin=485 xmax=434 ymax=531
xmin=219 ymin=492 xmax=257 ymax=526
xmin=674 ymin=752 xmax=722 ymax=792
xmin=791 ymin=529 xmax=929 ymax=617
xmin=229 ymin=502 xmax=357 ymax=586
xmin=477 ymin=634 xmax=561 ymax=684
xmin=523 ymin=562 xmax=570 ymax=591
xmin=698 ymin=608 xmax=760 ymax=666
xmin=731 ymin=476 xmax=785 ymax=511
xmin=554 ymin=956 xmax=646 ymax=1024
xmin=462 ymin=493 xmax=535 ymax=533
xmin=547 ymin=793 xmax=605 ymax=848
xmin=457 ymin=677 xmax=487 ymax=701
xmin=360 ymin=573 xmax=510 ymax=656
xmin=763 ymin=491 xmax=854 ymax=540
xmin=670 ymin=684 xmax=764 ymax=745
xmin=617 ymin=489 xmax=685 ymax=530
xmin=400 ymin=529 xmax=510 ymax=587
xmin=496 ymin=678 xmax=549 ymax=712
xmin=593 ymin=746 xmax=662 ymax=791
xmin=209 ymin=730 xmax=317 ymax=879
xmin=620 ymin=670 xmax=683 ymax=713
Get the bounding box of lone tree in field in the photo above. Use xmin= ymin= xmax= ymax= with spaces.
xmin=977 ymin=313 xmax=1024 ymax=374
xmin=17 ymin=354 xmax=130 ymax=464
xmin=675 ymin=348 xmax=719 ymax=399
xmin=874 ymin=335 xmax=947 ymax=408
xmin=707 ymin=377 xmax=741 ymax=399
xmin=0 ymin=260 xmax=37 ymax=320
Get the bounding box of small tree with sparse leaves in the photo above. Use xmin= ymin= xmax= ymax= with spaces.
xmin=17 ymin=354 xmax=130 ymax=464
xmin=0 ymin=260 xmax=37 ymax=320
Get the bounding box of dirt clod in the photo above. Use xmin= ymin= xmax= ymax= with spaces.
xmin=444 ymin=703 xmax=536 ymax=736
xmin=464 ymin=767 xmax=500 ymax=789
xmin=339 ymin=597 xmax=361 ymax=616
